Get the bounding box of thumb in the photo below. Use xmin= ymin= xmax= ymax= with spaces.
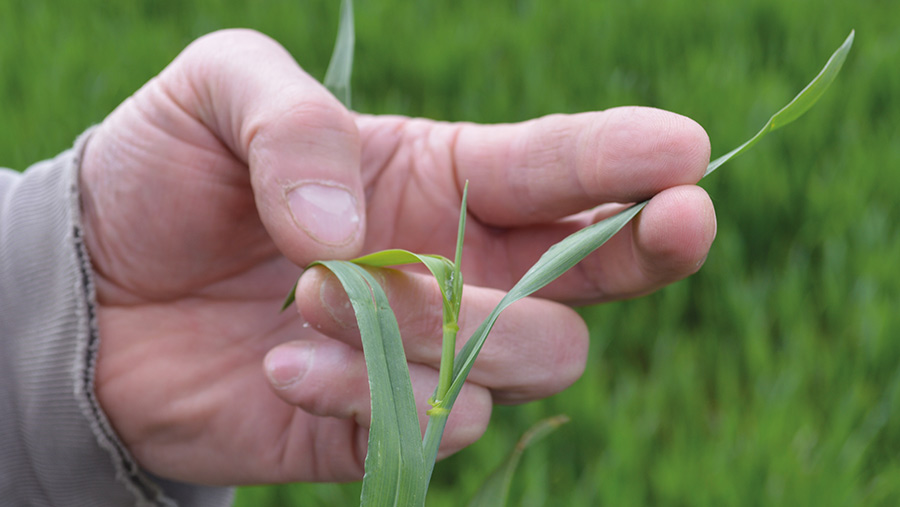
xmin=165 ymin=29 xmax=365 ymax=265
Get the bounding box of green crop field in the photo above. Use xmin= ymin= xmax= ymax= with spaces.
xmin=3 ymin=0 xmax=898 ymax=505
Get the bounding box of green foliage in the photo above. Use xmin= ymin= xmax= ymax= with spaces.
xmin=313 ymin=260 xmax=427 ymax=505
xmin=294 ymin=183 xmax=469 ymax=504
xmin=704 ymin=31 xmax=854 ymax=177
xmin=292 ymin=29 xmax=848 ymax=504
xmin=4 ymin=1 xmax=898 ymax=505
xmin=467 ymin=415 xmax=569 ymax=507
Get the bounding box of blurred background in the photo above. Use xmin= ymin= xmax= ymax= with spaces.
xmin=2 ymin=0 xmax=897 ymax=504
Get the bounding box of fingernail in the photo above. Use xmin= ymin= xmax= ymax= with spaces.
xmin=265 ymin=342 xmax=314 ymax=389
xmin=695 ymin=254 xmax=708 ymax=268
xmin=320 ymin=275 xmax=354 ymax=328
xmin=319 ymin=270 xmax=386 ymax=329
xmin=286 ymin=182 xmax=360 ymax=246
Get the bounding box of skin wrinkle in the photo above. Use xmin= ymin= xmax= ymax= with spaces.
xmin=350 ymin=424 xmax=368 ymax=479
xmin=519 ymin=114 xmax=582 ymax=221
xmin=96 ymin=302 xmax=290 ymax=477
xmin=272 ymin=412 xmax=301 ymax=481
xmin=130 ymin=81 xmax=252 ymax=198
xmin=385 ymin=161 xmax=411 ymax=250
xmin=192 ymin=256 xmax=300 ymax=302
xmin=495 ymin=224 xmax=520 ymax=295
xmin=425 ymin=122 xmax=467 ymax=218
xmin=405 ymin=123 xmax=464 ymax=253
xmin=262 ymin=407 xmax=311 ymax=483
xmin=165 ymin=34 xmax=233 ymax=146
xmin=311 ymin=418 xmax=366 ymax=482
xmin=85 ymin=100 xmax=273 ymax=303
xmin=314 ymin=346 xmax=363 ymax=421
xmin=358 ymin=121 xmax=423 ymax=250
xmin=405 ymin=130 xmax=444 ymax=249
xmin=356 ymin=114 xmax=405 ymax=193
xmin=154 ymin=77 xmax=244 ymax=174
xmin=125 ymin=111 xmax=250 ymax=201
xmin=594 ymin=109 xmax=651 ymax=198
xmin=444 ymin=122 xmax=490 ymax=227
xmin=574 ymin=112 xmax=611 ymax=203
xmin=247 ymin=94 xmax=358 ymax=164
xmin=82 ymin=146 xmax=156 ymax=302
xmin=442 ymin=121 xmax=467 ymax=206
xmin=509 ymin=118 xmax=541 ymax=219
xmin=175 ymin=50 xmax=219 ymax=145
xmin=179 ymin=31 xmax=293 ymax=157
xmin=365 ymin=118 xmax=508 ymax=284
xmin=368 ymin=120 xmax=450 ymax=252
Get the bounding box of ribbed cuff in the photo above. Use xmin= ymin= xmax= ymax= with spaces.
xmin=0 ymin=131 xmax=233 ymax=506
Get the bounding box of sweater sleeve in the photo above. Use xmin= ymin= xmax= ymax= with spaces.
xmin=0 ymin=131 xmax=234 ymax=507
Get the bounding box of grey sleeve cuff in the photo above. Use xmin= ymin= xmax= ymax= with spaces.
xmin=0 ymin=131 xmax=234 ymax=507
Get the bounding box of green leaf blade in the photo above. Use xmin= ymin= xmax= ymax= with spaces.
xmin=452 ymin=182 xmax=469 ymax=310
xmin=467 ymin=415 xmax=570 ymax=507
xmin=448 ymin=201 xmax=647 ymax=399
xmin=350 ymin=249 xmax=456 ymax=318
xmin=313 ymin=260 xmax=427 ymax=506
xmin=280 ymin=279 xmax=299 ymax=312
xmin=769 ymin=30 xmax=854 ymax=130
xmin=419 ymin=202 xmax=647 ymax=471
xmin=704 ymin=30 xmax=854 ymax=177
xmin=323 ymin=0 xmax=355 ymax=108
xmin=351 ymin=249 xmax=452 ymax=273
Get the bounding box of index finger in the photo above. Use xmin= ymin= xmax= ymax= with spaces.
xmin=451 ymin=106 xmax=710 ymax=226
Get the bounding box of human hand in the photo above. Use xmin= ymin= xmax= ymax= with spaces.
xmin=81 ymin=29 xmax=715 ymax=486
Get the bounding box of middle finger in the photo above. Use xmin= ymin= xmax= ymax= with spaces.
xmin=293 ymin=266 xmax=589 ymax=403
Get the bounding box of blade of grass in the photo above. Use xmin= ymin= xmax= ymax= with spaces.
xmin=704 ymin=30 xmax=854 ymax=177
xmin=452 ymin=29 xmax=855 ymax=402
xmin=350 ymin=250 xmax=455 ymax=301
xmin=314 ymin=260 xmax=427 ymax=506
xmin=436 ymin=182 xmax=468 ymax=406
xmin=323 ymin=0 xmax=354 ymax=107
xmin=426 ymin=30 xmax=855 ymax=465
xmin=350 ymin=185 xmax=470 ymax=409
xmin=348 ymin=250 xmax=461 ymax=380
xmin=467 ymin=415 xmax=570 ymax=507
xmin=420 ymin=201 xmax=647 ymax=476
xmin=280 ymin=279 xmax=299 ymax=311
xmin=286 ymin=29 xmax=853 ymax=506
xmin=444 ymin=201 xmax=647 ymax=409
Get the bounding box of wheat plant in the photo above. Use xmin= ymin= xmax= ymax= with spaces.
xmin=282 ymin=1 xmax=854 ymax=504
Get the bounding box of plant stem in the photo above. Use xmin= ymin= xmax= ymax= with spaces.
xmin=435 ymin=321 xmax=459 ymax=402
xmin=422 ymin=412 xmax=450 ymax=489
xmin=431 ymin=182 xmax=468 ymax=408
